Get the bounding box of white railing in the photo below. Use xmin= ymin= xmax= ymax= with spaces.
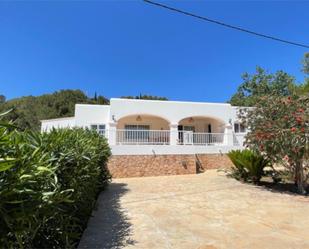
xmin=116 ymin=129 xmax=170 ymax=145
xmin=178 ymin=131 xmax=225 ymax=145
xmin=110 ymin=129 xmax=245 ymax=147
xmin=233 ymin=133 xmax=246 ymax=146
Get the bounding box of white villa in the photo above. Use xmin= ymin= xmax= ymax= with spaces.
xmin=41 ymin=98 xmax=248 ymax=177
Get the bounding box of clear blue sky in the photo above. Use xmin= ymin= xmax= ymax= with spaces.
xmin=0 ymin=1 xmax=308 ymax=102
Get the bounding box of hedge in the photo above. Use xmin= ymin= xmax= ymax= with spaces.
xmin=0 ymin=122 xmax=111 ymax=248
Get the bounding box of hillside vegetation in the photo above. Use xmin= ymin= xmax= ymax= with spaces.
xmin=0 ymin=90 xmax=109 ymax=131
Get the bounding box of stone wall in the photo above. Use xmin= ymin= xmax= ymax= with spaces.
xmin=108 ymin=154 xmax=196 ymax=178
xmin=196 ymin=154 xmax=233 ymax=171
xmin=107 ymin=153 xmax=233 ymax=178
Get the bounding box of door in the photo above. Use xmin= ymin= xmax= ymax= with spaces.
xmin=178 ymin=125 xmax=183 ymax=144
xmin=183 ymin=126 xmax=194 ymax=145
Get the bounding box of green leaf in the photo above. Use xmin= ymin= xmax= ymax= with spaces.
xmin=0 ymin=158 xmax=15 ymax=172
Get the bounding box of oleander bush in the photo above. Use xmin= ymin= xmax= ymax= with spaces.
xmin=242 ymin=94 xmax=309 ymax=194
xmin=0 ymin=118 xmax=111 ymax=248
xmin=228 ymin=149 xmax=269 ymax=184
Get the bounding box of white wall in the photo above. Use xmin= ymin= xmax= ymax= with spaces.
xmin=117 ymin=115 xmax=170 ymax=130
xmin=111 ymin=144 xmax=243 ymax=155
xmin=110 ymin=98 xmax=234 ymax=125
xmin=41 ymin=100 xmax=245 ymax=135
xmin=179 ymin=117 xmax=225 ymax=133
xmin=74 ymin=104 xmax=110 ymax=128
xmin=41 ymin=117 xmax=75 ymax=132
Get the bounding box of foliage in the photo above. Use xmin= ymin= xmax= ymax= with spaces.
xmin=242 ymin=94 xmax=309 ymax=194
xmin=121 ymin=94 xmax=168 ymax=101
xmin=302 ymin=52 xmax=309 ymax=75
xmin=0 ymin=95 xmax=5 ymax=104
xmin=288 ymin=79 xmax=309 ymax=96
xmin=229 ymin=67 xmax=296 ymax=107
xmin=227 ymin=149 xmax=269 ymax=184
xmin=0 ymin=90 xmax=109 ymax=131
xmin=0 ymin=122 xmax=111 ymax=248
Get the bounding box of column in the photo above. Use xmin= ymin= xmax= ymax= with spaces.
xmin=107 ymin=122 xmax=117 ymax=145
xmin=224 ymin=123 xmax=234 ymax=146
xmin=169 ymin=123 xmax=178 ymax=145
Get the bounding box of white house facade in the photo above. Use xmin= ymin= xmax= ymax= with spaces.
xmin=41 ymin=98 xmax=247 ymax=156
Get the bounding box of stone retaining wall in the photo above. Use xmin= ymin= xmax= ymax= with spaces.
xmin=108 ymin=154 xmax=196 ymax=178
xmin=108 ymin=153 xmax=233 ymax=178
xmin=196 ymin=154 xmax=233 ymax=170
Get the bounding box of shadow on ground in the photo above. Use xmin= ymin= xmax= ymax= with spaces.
xmin=78 ymin=183 xmax=135 ymax=249
xmin=258 ymin=181 xmax=309 ymax=196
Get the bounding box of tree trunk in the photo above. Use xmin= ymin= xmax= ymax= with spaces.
xmin=295 ymin=161 xmax=307 ymax=194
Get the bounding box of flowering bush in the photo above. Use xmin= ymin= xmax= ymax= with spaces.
xmin=0 ymin=123 xmax=111 ymax=248
xmin=242 ymin=94 xmax=309 ymax=194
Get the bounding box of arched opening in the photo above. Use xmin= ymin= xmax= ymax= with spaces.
xmin=116 ymin=114 xmax=170 ymax=144
xmin=178 ymin=116 xmax=225 ymax=145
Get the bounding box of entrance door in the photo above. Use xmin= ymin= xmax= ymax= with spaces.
xmin=178 ymin=125 xmax=183 ymax=144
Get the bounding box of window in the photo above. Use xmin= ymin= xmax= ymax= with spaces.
xmin=124 ymin=125 xmax=150 ymax=130
xmin=183 ymin=126 xmax=195 ymax=132
xmin=90 ymin=124 xmax=106 ymax=136
xmin=234 ymin=123 xmax=246 ymax=133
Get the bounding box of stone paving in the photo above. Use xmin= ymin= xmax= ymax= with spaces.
xmin=79 ymin=170 xmax=309 ymax=249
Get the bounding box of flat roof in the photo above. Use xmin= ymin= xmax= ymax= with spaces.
xmin=110 ymin=98 xmax=231 ymax=106
xmin=40 ymin=116 xmax=75 ymax=122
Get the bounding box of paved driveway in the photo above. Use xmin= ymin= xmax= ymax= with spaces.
xmin=79 ymin=170 xmax=309 ymax=249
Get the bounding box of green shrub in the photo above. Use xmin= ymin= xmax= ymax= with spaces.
xmin=0 ymin=122 xmax=111 ymax=248
xmin=228 ymin=149 xmax=269 ymax=184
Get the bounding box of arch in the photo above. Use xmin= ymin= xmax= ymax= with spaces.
xmin=177 ymin=115 xmax=226 ymax=133
xmin=116 ymin=114 xmax=170 ymax=130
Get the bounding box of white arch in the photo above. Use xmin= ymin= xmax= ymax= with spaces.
xmin=177 ymin=115 xmax=226 ymax=124
xmin=117 ymin=113 xmax=171 ymax=124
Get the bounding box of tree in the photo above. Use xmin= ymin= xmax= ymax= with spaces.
xmin=0 ymin=95 xmax=5 ymax=104
xmin=229 ymin=67 xmax=295 ymax=106
xmin=242 ymin=94 xmax=309 ymax=194
xmin=0 ymin=90 xmax=109 ymax=131
xmin=121 ymin=94 xmax=168 ymax=101
xmin=302 ymin=52 xmax=309 ymax=75
xmin=289 ymin=80 xmax=309 ymax=96
xmin=96 ymin=95 xmax=109 ymax=105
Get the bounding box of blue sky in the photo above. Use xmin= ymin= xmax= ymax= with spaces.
xmin=0 ymin=1 xmax=308 ymax=102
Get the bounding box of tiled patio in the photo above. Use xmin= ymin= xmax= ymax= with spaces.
xmin=79 ymin=170 xmax=309 ymax=249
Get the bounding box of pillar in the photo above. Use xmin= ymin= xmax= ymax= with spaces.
xmin=107 ymin=122 xmax=117 ymax=145
xmin=170 ymin=123 xmax=178 ymax=145
xmin=224 ymin=123 xmax=234 ymax=146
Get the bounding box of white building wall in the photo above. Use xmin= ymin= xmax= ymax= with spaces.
xmin=111 ymin=145 xmax=243 ymax=155
xmin=74 ymin=104 xmax=110 ymax=128
xmin=109 ymin=98 xmax=233 ymax=125
xmin=179 ymin=117 xmax=225 ymax=133
xmin=117 ymin=115 xmax=170 ymax=130
xmin=40 ymin=99 xmax=247 ymax=154
xmin=41 ymin=117 xmax=75 ymax=132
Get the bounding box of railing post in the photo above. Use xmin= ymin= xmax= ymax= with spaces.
xmin=169 ymin=123 xmax=178 ymax=145
xmin=107 ymin=122 xmax=117 ymax=145
xmin=224 ymin=123 xmax=234 ymax=146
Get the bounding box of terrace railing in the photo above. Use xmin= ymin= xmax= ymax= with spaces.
xmin=233 ymin=133 xmax=246 ymax=146
xmin=178 ymin=131 xmax=225 ymax=145
xmin=113 ymin=129 xmax=245 ymax=146
xmin=116 ymin=129 xmax=170 ymax=145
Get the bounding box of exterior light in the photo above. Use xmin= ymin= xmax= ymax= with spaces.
xmin=136 ymin=115 xmax=142 ymax=121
